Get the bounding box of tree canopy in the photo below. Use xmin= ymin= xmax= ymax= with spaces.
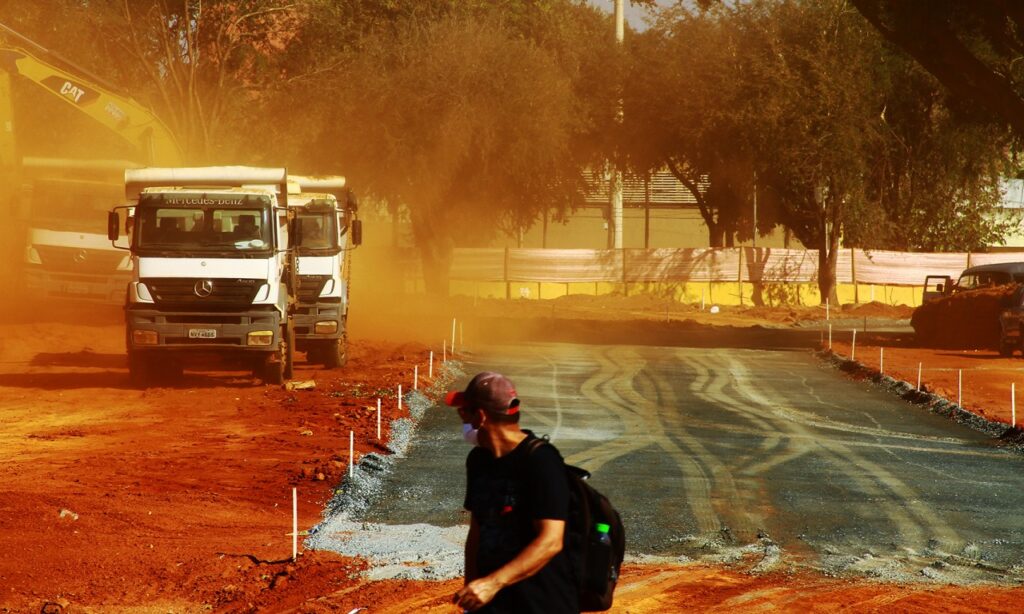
xmin=1 ymin=0 xmax=1019 ymax=298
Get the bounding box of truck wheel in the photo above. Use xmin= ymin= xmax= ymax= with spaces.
xmin=263 ymin=353 xmax=285 ymax=386
xmin=127 ymin=350 xmax=150 ymax=387
xmin=283 ymin=323 xmax=295 ymax=380
xmin=322 ymin=335 xmax=347 ymax=368
xmin=1000 ymin=342 xmax=1016 ymax=357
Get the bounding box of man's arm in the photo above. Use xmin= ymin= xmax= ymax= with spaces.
xmin=464 ymin=515 xmax=480 ymax=584
xmin=453 ymin=518 xmax=564 ymax=612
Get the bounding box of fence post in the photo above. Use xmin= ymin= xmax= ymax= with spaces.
xmin=738 ymin=247 xmax=744 ymax=306
xmin=851 ymin=247 xmax=858 ymax=304
xmin=504 ymin=246 xmax=511 ymax=300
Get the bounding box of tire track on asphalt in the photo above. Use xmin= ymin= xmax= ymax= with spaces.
xmin=563 ymin=347 xmax=723 ymax=537
xmin=717 ymin=351 xmax=963 ymax=552
xmin=700 ymin=352 xmax=933 ymax=544
xmin=678 ymin=351 xmax=930 ymax=546
xmin=562 ymin=347 xmax=648 ymax=471
xmin=625 ymin=346 xmax=761 ymax=539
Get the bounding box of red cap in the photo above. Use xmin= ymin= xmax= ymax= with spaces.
xmin=445 ymin=372 xmax=520 ymax=415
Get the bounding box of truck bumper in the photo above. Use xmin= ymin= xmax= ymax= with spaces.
xmin=293 ymin=298 xmax=345 ymax=342
xmin=25 ymin=268 xmax=129 ymax=304
xmin=126 ymin=305 xmax=283 ymax=359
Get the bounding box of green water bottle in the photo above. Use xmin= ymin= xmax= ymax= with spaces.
xmin=596 ymin=523 xmax=612 ymax=546
xmin=588 ymin=522 xmax=614 ymax=592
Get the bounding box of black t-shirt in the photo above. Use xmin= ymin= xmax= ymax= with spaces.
xmin=463 ymin=434 xmax=578 ymax=614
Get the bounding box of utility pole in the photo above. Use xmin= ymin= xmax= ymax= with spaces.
xmin=610 ymin=0 xmax=624 ymax=249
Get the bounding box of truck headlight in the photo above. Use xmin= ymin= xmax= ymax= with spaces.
xmin=315 ymin=320 xmax=338 ymax=334
xmin=319 ymin=278 xmax=336 ymax=297
xmin=252 ymin=283 xmax=270 ymax=302
xmin=132 ymin=330 xmax=158 ymax=345
xmin=133 ymin=282 xmax=155 ymax=304
xmin=247 ymin=330 xmax=275 ymax=346
xmin=25 ymin=246 xmax=41 ymax=265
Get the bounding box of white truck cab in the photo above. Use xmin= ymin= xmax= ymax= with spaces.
xmin=287 ymin=175 xmax=362 ymax=367
xmin=109 ymin=167 xmax=297 ymax=385
xmin=22 ymin=160 xmax=138 ymax=303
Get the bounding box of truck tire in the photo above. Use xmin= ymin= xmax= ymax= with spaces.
xmin=283 ymin=323 xmax=295 ymax=380
xmin=322 ymin=335 xmax=348 ymax=369
xmin=999 ymin=341 xmax=1016 ymax=357
xmin=263 ymin=353 xmax=285 ymax=386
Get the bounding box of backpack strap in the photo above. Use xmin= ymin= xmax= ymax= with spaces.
xmin=525 ymin=435 xmax=592 ymax=480
xmin=522 ymin=429 xmax=550 ymax=455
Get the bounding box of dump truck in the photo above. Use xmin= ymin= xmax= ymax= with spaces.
xmin=914 ymin=262 xmax=1024 ymax=350
xmin=108 ymin=167 xmax=297 ymax=385
xmin=1 ymin=23 xmax=184 ymax=303
xmin=287 ymin=175 xmax=362 ymax=368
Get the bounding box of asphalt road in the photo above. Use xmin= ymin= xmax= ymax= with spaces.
xmin=361 ymin=343 xmax=1024 ymax=583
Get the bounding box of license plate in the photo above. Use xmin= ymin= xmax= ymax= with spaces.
xmin=63 ymin=283 xmax=91 ymax=295
xmin=188 ymin=328 xmax=217 ymax=339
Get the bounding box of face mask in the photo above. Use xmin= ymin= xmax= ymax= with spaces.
xmin=462 ymin=422 xmax=479 ymax=447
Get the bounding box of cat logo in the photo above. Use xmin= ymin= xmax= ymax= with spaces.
xmin=60 ymin=81 xmax=86 ymax=104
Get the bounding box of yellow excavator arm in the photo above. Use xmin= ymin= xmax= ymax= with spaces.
xmin=0 ymin=31 xmax=183 ymax=166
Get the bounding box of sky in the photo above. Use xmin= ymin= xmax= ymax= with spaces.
xmin=585 ymin=0 xmax=675 ymax=31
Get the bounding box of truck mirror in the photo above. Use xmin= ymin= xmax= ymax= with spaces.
xmin=935 ymin=283 xmax=944 ymax=293
xmin=351 ymin=219 xmax=363 ymax=246
xmin=346 ymin=190 xmax=359 ymax=213
xmin=290 ymin=217 xmax=303 ymax=248
xmin=108 ymin=211 xmax=120 ymax=241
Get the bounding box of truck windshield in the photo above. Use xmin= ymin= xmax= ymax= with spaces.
xmin=30 ymin=180 xmax=119 ymax=233
xmin=297 ymin=211 xmax=338 ymax=253
xmin=134 ymin=196 xmax=273 ymax=254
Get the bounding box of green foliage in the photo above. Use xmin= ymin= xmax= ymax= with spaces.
xmin=3 ymin=0 xmax=1021 ymax=297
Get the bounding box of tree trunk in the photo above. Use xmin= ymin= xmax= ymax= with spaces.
xmin=708 ymin=222 xmax=725 ymax=247
xmin=410 ymin=206 xmax=453 ymax=296
xmin=817 ymin=223 xmax=841 ymax=306
xmin=418 ymin=241 xmax=452 ymax=296
xmin=817 ymin=246 xmax=837 ymax=306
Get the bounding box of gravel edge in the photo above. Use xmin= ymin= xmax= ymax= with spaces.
xmin=817 ymin=349 xmax=1024 ymax=451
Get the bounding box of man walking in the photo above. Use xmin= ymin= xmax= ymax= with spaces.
xmin=447 ymin=372 xmax=578 ymax=613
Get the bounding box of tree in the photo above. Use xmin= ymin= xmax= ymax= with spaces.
xmin=858 ymin=50 xmax=1015 ymax=252
xmin=280 ymin=13 xmax=587 ymax=293
xmin=852 ymin=0 xmax=1024 ymax=136
xmin=66 ymin=0 xmax=306 ymax=162
xmin=268 ymin=2 xmax=618 ymax=294
xmin=624 ymin=6 xmax=762 ymax=247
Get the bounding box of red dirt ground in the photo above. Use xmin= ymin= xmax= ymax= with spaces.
xmin=1 ymin=298 xmax=1022 ymax=613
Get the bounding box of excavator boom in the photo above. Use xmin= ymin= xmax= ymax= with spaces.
xmin=0 ymin=46 xmax=183 ymax=165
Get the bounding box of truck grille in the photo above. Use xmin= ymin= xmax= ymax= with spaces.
xmin=297 ymin=275 xmax=329 ymax=304
xmin=35 ymin=245 xmax=125 ymax=275
xmin=143 ymin=278 xmax=263 ymax=310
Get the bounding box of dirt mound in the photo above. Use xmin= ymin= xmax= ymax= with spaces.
xmin=842 ymin=301 xmax=914 ymax=319
xmin=911 ymin=285 xmax=1018 ymax=349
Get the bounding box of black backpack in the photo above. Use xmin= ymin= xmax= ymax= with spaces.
xmin=527 ymin=437 xmax=625 ymax=612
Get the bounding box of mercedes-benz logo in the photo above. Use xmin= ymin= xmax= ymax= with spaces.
xmin=194 ymin=279 xmax=214 ymax=298
xmin=73 ymin=249 xmax=88 ymax=264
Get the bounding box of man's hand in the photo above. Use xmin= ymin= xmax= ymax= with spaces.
xmin=453 ymin=576 xmax=503 ymax=612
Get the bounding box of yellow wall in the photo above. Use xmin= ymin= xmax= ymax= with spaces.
xmin=449 ymin=280 xmax=925 ymax=307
